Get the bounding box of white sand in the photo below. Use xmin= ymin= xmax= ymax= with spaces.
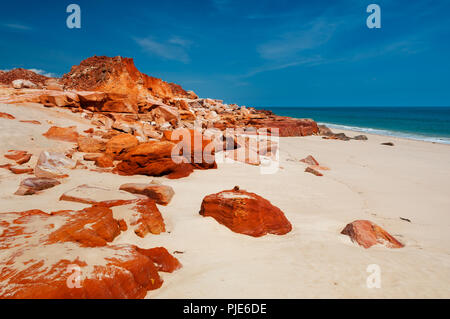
xmin=1 ymin=102 xmax=449 ymax=298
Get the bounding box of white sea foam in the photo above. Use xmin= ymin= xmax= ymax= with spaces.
xmin=320 ymin=122 xmax=450 ymax=145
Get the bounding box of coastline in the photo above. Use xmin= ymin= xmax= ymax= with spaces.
xmin=321 ymin=122 xmax=450 ymax=145
xmin=1 ymin=101 xmax=449 ymax=298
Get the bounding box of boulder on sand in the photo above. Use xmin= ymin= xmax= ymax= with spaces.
xmin=199 ymin=187 xmax=292 ymax=237
xmin=34 ymin=151 xmax=76 ymax=179
xmin=115 ymin=141 xmax=195 ymax=179
xmin=14 ymin=177 xmax=61 ymax=195
xmin=119 ymin=183 xmax=175 ymax=206
xmin=105 ymin=133 xmax=139 ymax=159
xmin=341 ymin=220 xmax=404 ymax=249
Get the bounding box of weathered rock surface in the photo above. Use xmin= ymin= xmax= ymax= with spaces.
xmin=95 ymin=155 xmax=114 ymax=168
xmin=43 ymin=126 xmax=79 ymax=143
xmin=14 ymin=177 xmax=61 ymax=195
xmin=163 ymin=129 xmax=217 ymax=170
xmin=12 ymin=79 xmax=38 ymax=89
xmin=0 ymin=112 xmax=15 ymax=120
xmin=119 ymin=183 xmax=175 ymax=206
xmin=105 ymin=133 xmax=139 ymax=159
xmin=111 ymin=199 xmax=166 ymax=237
xmin=4 ymin=150 xmax=32 ymax=164
xmin=8 ymin=166 xmax=34 ymax=175
xmin=305 ymin=166 xmax=323 ymax=177
xmin=61 ymin=56 xmax=192 ymax=113
xmin=77 ymin=136 xmax=106 ymax=153
xmin=35 ymin=151 xmax=76 ymax=179
xmin=341 ymin=220 xmax=404 ymax=249
xmin=60 ymin=184 xmax=139 ymax=205
xmin=199 ymin=187 xmax=292 ymax=237
xmin=115 ymin=141 xmax=195 ymax=179
xmin=300 ymin=155 xmax=320 ymax=166
xmin=0 ymin=205 xmax=180 ymax=298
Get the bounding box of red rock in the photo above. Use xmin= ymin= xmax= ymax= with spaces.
xmin=95 ymin=155 xmax=114 ymax=168
xmin=61 ymin=56 xmax=194 ymax=112
xmin=115 ymin=140 xmax=196 ymax=179
xmin=0 ymin=205 xmax=181 ymax=298
xmin=39 ymin=91 xmax=80 ymax=108
xmin=14 ymin=177 xmax=61 ymax=195
xmin=0 ymin=112 xmax=15 ymax=120
xmin=4 ymin=150 xmax=31 ymax=164
xmin=341 ymin=220 xmax=404 ymax=249
xmin=0 ymin=68 xmax=50 ymax=86
xmin=137 ymin=247 xmax=182 ymax=273
xmin=77 ymin=136 xmax=106 ymax=153
xmin=8 ymin=166 xmax=34 ymax=174
xmin=305 ymin=166 xmax=323 ymax=176
xmin=163 ymin=129 xmax=217 ymax=170
xmin=247 ymin=117 xmax=319 ymax=137
xmin=19 ymin=120 xmax=41 ymax=125
xmin=199 ymin=187 xmax=292 ymax=237
xmin=300 ymin=155 xmax=319 ymax=166
xmin=105 ymin=133 xmax=139 ymax=159
xmin=129 ymin=200 xmax=166 ymax=237
xmin=119 ymin=183 xmax=175 ymax=205
xmin=83 ymin=153 xmax=102 ymax=161
xmin=43 ymin=126 xmax=79 ymax=143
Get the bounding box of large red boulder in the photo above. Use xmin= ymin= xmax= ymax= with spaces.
xmin=105 ymin=133 xmax=139 ymax=159
xmin=115 ymin=141 xmax=196 ymax=179
xmin=341 ymin=220 xmax=404 ymax=249
xmin=199 ymin=187 xmax=292 ymax=237
xmin=0 ymin=205 xmax=181 ymax=299
xmin=163 ymin=129 xmax=217 ymax=170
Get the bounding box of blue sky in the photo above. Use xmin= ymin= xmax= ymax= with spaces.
xmin=1 ymin=0 xmax=449 ymax=107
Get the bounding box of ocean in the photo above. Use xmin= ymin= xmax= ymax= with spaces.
xmin=256 ymin=107 xmax=450 ymax=145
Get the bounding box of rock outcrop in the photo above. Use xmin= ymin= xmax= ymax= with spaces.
xmin=115 ymin=141 xmax=195 ymax=179
xmin=0 ymin=205 xmax=180 ymax=298
xmin=199 ymin=187 xmax=292 ymax=237
xmin=341 ymin=220 xmax=404 ymax=249
xmin=61 ymin=56 xmax=191 ymax=113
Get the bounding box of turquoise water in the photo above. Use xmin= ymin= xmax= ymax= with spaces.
xmin=256 ymin=107 xmax=450 ymax=144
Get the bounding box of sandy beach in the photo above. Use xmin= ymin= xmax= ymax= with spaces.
xmin=1 ymin=101 xmax=449 ymax=299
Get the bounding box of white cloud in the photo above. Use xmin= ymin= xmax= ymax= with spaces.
xmin=3 ymin=23 xmax=32 ymax=31
xmin=134 ymin=37 xmax=191 ymax=63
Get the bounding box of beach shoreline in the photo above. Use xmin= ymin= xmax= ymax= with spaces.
xmin=1 ymin=101 xmax=449 ymax=298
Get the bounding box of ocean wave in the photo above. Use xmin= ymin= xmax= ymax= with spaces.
xmin=320 ymin=122 xmax=450 ymax=145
